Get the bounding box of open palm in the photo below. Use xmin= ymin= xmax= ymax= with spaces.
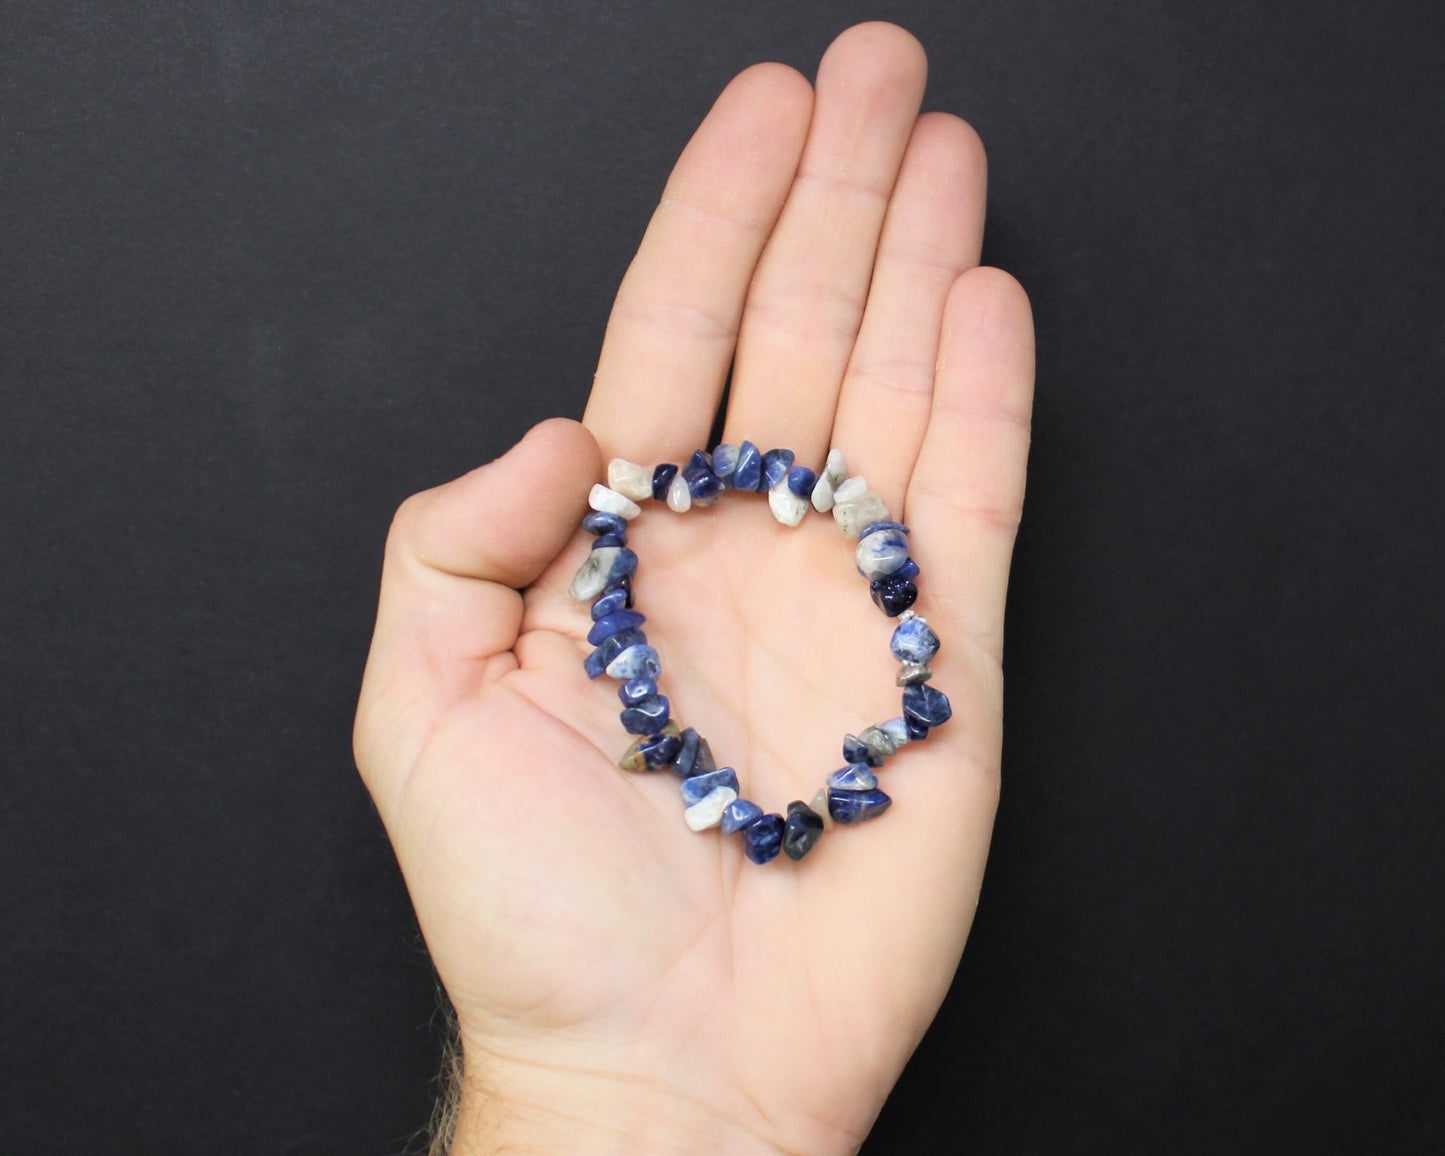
xmin=355 ymin=23 xmax=1034 ymax=1155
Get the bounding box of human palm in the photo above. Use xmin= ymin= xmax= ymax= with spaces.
xmin=355 ymin=23 xmax=1034 ymax=1155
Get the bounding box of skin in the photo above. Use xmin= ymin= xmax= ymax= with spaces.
xmin=354 ymin=22 xmax=1034 ymax=1156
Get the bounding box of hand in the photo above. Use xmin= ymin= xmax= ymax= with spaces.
xmin=354 ymin=22 xmax=1034 ymax=1155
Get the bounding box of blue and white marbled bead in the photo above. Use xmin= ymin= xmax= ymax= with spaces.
xmin=587 ymin=609 xmax=645 ymax=645
xmin=855 ymin=527 xmax=910 ymax=581
xmin=711 ymin=444 xmax=739 ymax=483
xmin=684 ymin=465 xmax=723 ymax=507
xmin=842 ymin=733 xmax=885 ymax=768
xmin=890 ymin=613 xmax=940 ymax=664
xmin=584 ymin=627 xmax=646 ymax=679
xmin=827 ymin=763 xmax=878 ymax=791
xmin=680 ymin=766 xmax=740 ymax=806
xmin=651 ymin=463 xmax=678 ymax=501
xmin=620 ymin=696 xmax=670 ymax=736
xmin=721 ymin=797 xmax=764 ymax=834
xmin=582 ymin=511 xmax=627 ymax=537
xmin=606 ymin=643 xmax=661 ymax=681
xmin=827 ymin=786 xmax=892 ymax=824
xmin=902 ymin=683 xmax=952 ymax=727
xmin=741 ymin=813 xmax=785 ymax=863
xmin=761 ymin=448 xmax=795 ymax=491
xmin=733 ymin=441 xmax=763 ymax=491
xmin=685 ymin=785 xmax=737 ymax=831
xmin=569 ymin=545 xmax=637 ymax=601
xmin=876 ymin=716 xmax=912 ymax=749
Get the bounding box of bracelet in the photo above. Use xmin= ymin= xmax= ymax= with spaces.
xmin=569 ymin=442 xmax=951 ymax=865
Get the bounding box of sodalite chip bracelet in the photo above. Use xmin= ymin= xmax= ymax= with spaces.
xmin=570 ymin=442 xmax=952 ymax=865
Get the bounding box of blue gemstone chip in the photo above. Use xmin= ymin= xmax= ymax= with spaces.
xmin=742 ymin=813 xmax=785 ymax=863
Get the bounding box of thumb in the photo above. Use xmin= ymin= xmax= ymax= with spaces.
xmin=355 ymin=418 xmax=602 ymax=800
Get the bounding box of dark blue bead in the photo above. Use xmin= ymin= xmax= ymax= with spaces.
xmin=684 ymin=466 xmax=723 ymax=506
xmin=687 ymin=449 xmax=713 ymax=472
xmin=741 ymin=813 xmax=785 ymax=864
xmin=893 ymin=558 xmax=919 ymax=582
xmin=733 ymin=441 xmax=763 ymax=490
xmin=621 ymin=695 xmax=671 ymax=735
xmin=860 ymin=520 xmax=910 ymax=541
xmin=669 ymin=727 xmax=700 ymax=777
xmin=786 ymin=465 xmax=817 ymax=498
xmin=870 ymin=574 xmax=918 ymax=617
xmin=902 ymin=683 xmax=952 ymax=728
xmin=761 ymin=448 xmax=795 ymax=491
xmin=591 ymin=531 xmax=627 ymax=550
xmin=783 ymin=801 xmax=825 ymax=860
xmin=587 ymin=609 xmax=646 ymax=645
xmin=582 ymin=511 xmax=627 ymax=536
xmin=583 ymin=627 xmax=646 ymax=679
xmin=827 ymin=787 xmax=892 ymax=825
xmin=906 ymin=716 xmax=930 ymax=741
xmin=591 ymin=587 xmax=630 ymax=621
xmin=890 ymin=616 xmax=940 ymax=664
xmin=721 ymin=798 xmax=764 ymax=835
xmin=842 ymin=734 xmax=884 ymax=768
xmin=827 ymin=763 xmax=878 ymax=791
xmin=637 ymin=729 xmax=683 ymax=770
xmin=711 ymin=444 xmax=739 ymax=480
xmin=618 ymin=677 xmax=657 ymax=707
xmin=651 ymin=463 xmax=678 ymax=501
xmin=680 ymin=766 xmax=740 ymax=806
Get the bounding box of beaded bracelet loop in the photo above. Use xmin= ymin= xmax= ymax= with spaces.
xmin=569 ymin=442 xmax=951 ymax=865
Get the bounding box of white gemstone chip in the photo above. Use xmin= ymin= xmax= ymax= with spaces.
xmin=823 ymin=448 xmax=848 ymax=487
xmin=767 ymin=481 xmax=809 ymax=527
xmin=589 ymin=484 xmax=641 ymax=520
xmin=832 ymin=475 xmax=868 ymax=505
xmin=569 ymin=546 xmax=621 ymax=601
xmin=666 ymin=472 xmax=692 ymax=512
xmin=809 ymin=787 xmax=835 ymax=831
xmin=811 ymin=472 xmax=836 ymax=513
xmin=607 ymin=458 xmax=654 ymax=502
xmin=685 ymin=785 xmax=738 ymax=831
xmin=833 ymin=490 xmax=890 ymax=539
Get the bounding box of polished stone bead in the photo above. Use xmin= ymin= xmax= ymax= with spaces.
xmin=809 ymin=787 xmax=836 ymax=830
xmin=621 ymin=695 xmax=670 ymax=735
xmin=810 ymin=471 xmax=836 ymax=513
xmin=570 ymin=546 xmax=637 ymax=601
xmin=761 ymin=448 xmax=795 ymax=491
xmin=870 ymin=574 xmax=918 ymax=616
xmin=684 ymin=466 xmax=722 ymax=507
xmin=741 ymin=813 xmax=785 ymax=864
xmin=827 ymin=763 xmax=878 ymax=791
xmin=680 ymin=766 xmax=740 ymax=806
xmin=857 ymin=725 xmax=897 ymax=759
xmin=711 ymin=444 xmax=739 ymax=481
xmin=833 ymin=487 xmax=892 ymax=539
xmin=786 ymin=465 xmax=817 ymax=498
xmin=893 ymin=558 xmax=920 ymax=582
xmin=733 ymin=441 xmax=763 ymax=491
xmin=651 ymin=463 xmax=679 ymax=501
xmin=783 ymin=800 xmax=825 ymax=860
xmin=842 ymin=734 xmax=885 ymax=768
xmin=619 ymin=721 xmax=683 ymax=771
xmin=582 ymin=511 xmax=627 ymax=537
xmin=877 ymin=716 xmax=912 ymax=748
xmin=618 ymin=677 xmax=658 ymax=707
xmin=833 ymin=475 xmax=868 ymax=505
xmin=607 ymin=458 xmax=654 ymax=502
xmin=591 ymin=586 xmax=631 ymax=621
xmin=767 ymin=481 xmax=809 ymax=527
xmin=896 ymin=662 xmax=933 ymax=686
xmin=685 ymin=785 xmax=737 ymax=831
xmin=584 ymin=628 xmax=646 ymax=679
xmin=587 ymin=609 xmax=646 ymax=645
xmin=860 ymin=520 xmax=910 ymax=541
xmin=591 ymin=531 xmax=627 ymax=550
xmin=588 ymin=483 xmax=641 ymax=520
xmin=856 ymin=528 xmax=911 ymax=580
xmin=827 ymin=786 xmax=892 ymax=825
xmin=721 ymin=797 xmax=764 ymax=835
xmin=606 ymin=643 xmax=661 ymax=681
xmin=891 ymin=615 xmax=940 ymax=664
xmin=822 ymin=448 xmax=848 ymax=487
xmin=666 ymin=472 xmax=692 ymax=512
xmin=687 ymin=449 xmax=713 ymax=472
xmin=903 ymin=683 xmax=952 ymax=728
xmin=669 ymin=727 xmax=717 ymax=779
xmin=906 ymin=718 xmax=929 ymax=741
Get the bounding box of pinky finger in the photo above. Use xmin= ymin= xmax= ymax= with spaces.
xmin=903 ymin=267 xmax=1034 ymax=662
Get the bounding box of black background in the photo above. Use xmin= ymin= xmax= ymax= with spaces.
xmin=3 ymin=2 xmax=1442 ymax=1152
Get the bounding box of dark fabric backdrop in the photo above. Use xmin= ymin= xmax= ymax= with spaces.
xmin=3 ymin=2 xmax=1441 ymax=1152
